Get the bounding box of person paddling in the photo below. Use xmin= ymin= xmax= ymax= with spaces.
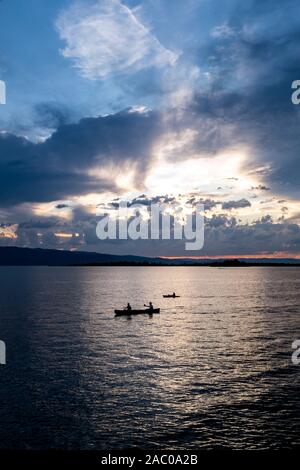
xmin=144 ymin=302 xmax=154 ymax=312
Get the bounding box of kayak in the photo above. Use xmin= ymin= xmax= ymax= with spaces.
xmin=114 ymin=308 xmax=160 ymax=316
xmin=163 ymin=295 xmax=180 ymax=298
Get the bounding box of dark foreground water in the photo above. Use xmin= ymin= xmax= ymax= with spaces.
xmin=0 ymin=266 xmax=299 ymax=450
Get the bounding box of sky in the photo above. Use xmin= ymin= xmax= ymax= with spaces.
xmin=0 ymin=0 xmax=300 ymax=257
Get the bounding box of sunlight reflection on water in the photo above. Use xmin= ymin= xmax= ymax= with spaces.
xmin=0 ymin=266 xmax=299 ymax=449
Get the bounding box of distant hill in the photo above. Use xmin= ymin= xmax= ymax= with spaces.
xmin=0 ymin=246 xmax=162 ymax=266
xmin=205 ymin=258 xmax=300 ymax=267
xmin=0 ymin=247 xmax=299 ymax=266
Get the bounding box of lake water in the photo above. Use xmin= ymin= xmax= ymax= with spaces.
xmin=0 ymin=266 xmax=299 ymax=450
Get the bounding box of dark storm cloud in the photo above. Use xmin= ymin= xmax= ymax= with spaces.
xmin=106 ymin=194 xmax=222 ymax=212
xmin=18 ymin=219 xmax=61 ymax=230
xmin=1 ymin=0 xmax=300 ymax=258
xmin=222 ymin=199 xmax=251 ymax=210
xmin=0 ymin=131 xmax=114 ymax=206
xmin=183 ymin=0 xmax=300 ymax=197
xmin=5 ymin=201 xmax=300 ymax=257
xmin=102 ymin=194 xmax=177 ymax=210
xmin=0 ymin=108 xmax=161 ymax=206
xmin=251 ymin=185 xmax=271 ymax=191
xmin=187 ymin=197 xmax=220 ymax=211
xmin=129 ymin=194 xmax=176 ymax=206
xmin=203 ymin=216 xmax=300 ymax=257
xmin=107 ymin=194 xmax=252 ymax=213
xmin=43 ymin=108 xmax=160 ymax=173
xmin=34 ymin=102 xmax=72 ymax=129
xmin=206 ymin=214 xmax=237 ymax=229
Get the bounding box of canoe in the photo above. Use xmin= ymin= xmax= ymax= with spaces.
xmin=163 ymin=295 xmax=180 ymax=298
xmin=114 ymin=308 xmax=160 ymax=316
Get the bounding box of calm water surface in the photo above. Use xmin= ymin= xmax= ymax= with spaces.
xmin=0 ymin=266 xmax=299 ymax=449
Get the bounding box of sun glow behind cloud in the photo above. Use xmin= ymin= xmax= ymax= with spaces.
xmin=54 ymin=232 xmax=80 ymax=238
xmin=146 ymin=147 xmax=256 ymax=196
xmin=0 ymin=224 xmax=18 ymax=239
xmin=1 ymin=0 xmax=300 ymax=257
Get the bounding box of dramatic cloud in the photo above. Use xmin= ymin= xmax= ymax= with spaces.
xmin=251 ymin=185 xmax=271 ymax=191
xmin=4 ymin=208 xmax=300 ymax=259
xmin=188 ymin=0 xmax=300 ymax=197
xmin=56 ymin=0 xmax=177 ymax=79
xmin=202 ymin=216 xmax=300 ymax=257
xmin=1 ymin=0 xmax=300 ymax=257
xmin=222 ymin=199 xmax=251 ymax=210
xmin=0 ymin=108 xmax=161 ymax=206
